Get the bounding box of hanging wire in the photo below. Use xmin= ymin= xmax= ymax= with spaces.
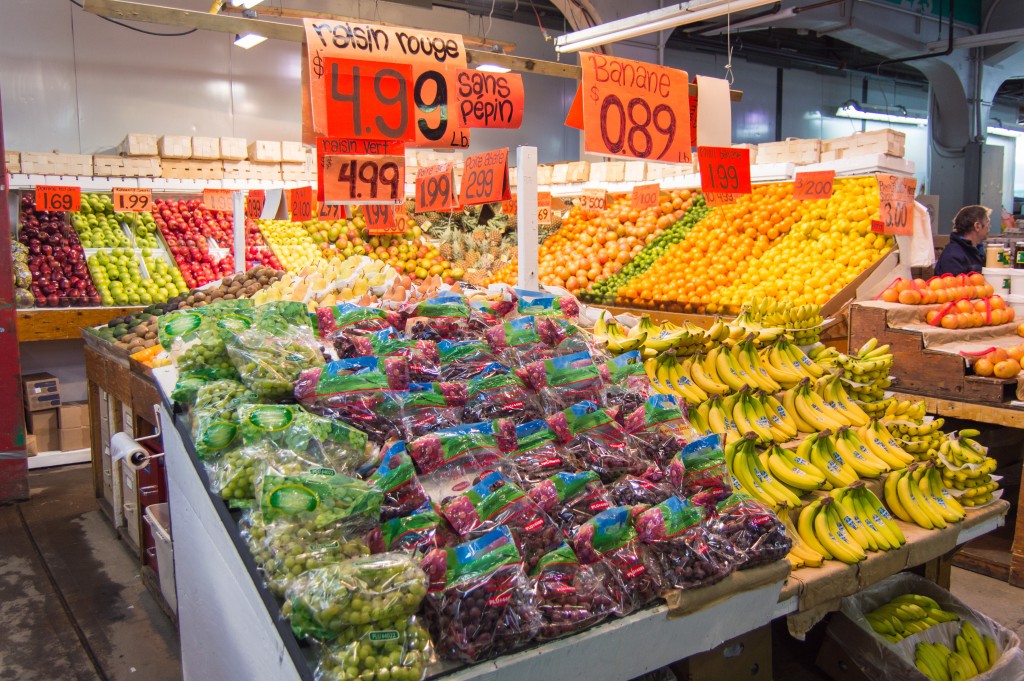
xmin=68 ymin=0 xmax=197 ymax=36
xmin=724 ymin=3 xmax=735 ymax=84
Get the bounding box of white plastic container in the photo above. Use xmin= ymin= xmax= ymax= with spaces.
xmin=1004 ymin=293 xmax=1024 ymax=320
xmin=983 ymin=267 xmax=1012 ymax=295
xmin=144 ymin=502 xmax=177 ymax=613
xmin=1006 ymin=269 xmax=1024 ymax=296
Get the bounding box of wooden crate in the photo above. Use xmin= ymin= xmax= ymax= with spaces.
xmin=93 ymin=155 xmax=162 ymax=178
xmin=281 ymin=162 xmax=312 ymax=182
xmin=550 ymin=163 xmax=570 ymax=184
xmin=824 ymin=129 xmax=905 ymax=159
xmin=732 ymin=143 xmax=758 ymax=165
xmin=590 ymin=161 xmax=626 ymax=183
xmin=191 ymin=136 xmax=221 ymax=160
xmin=158 ymin=135 xmax=192 ymax=159
xmin=222 ymin=159 xmax=281 ymax=181
xmin=161 ymin=159 xmax=223 ymax=180
xmin=5 ymin=150 xmax=20 ymax=173
xmin=248 ymin=140 xmax=282 ymax=163
xmin=756 ymin=138 xmax=821 ymax=165
xmin=20 ymin=152 xmax=94 ymax=176
xmin=219 ymin=137 xmax=248 ymax=160
xmin=566 ymin=161 xmax=590 ymax=182
xmin=537 ymin=165 xmax=553 ymax=184
xmin=118 ymin=133 xmax=159 ymax=157
xmin=624 ymin=161 xmax=647 ymax=183
xmin=848 ymin=302 xmax=1019 ymax=404
xmin=281 ymin=141 xmax=305 ymax=164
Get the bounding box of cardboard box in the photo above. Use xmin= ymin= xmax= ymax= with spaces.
xmin=5 ymin=150 xmax=21 ymax=174
xmin=281 ymin=140 xmax=306 ymax=163
xmin=23 ymin=372 xmax=61 ymax=412
xmin=815 ymin=633 xmax=873 ymax=681
xmin=191 ymin=136 xmax=221 ymax=160
xmin=60 ymin=425 xmax=91 ymax=452
xmin=25 ymin=434 xmax=37 ymax=457
xmin=670 ymin=624 xmax=772 ymax=681
xmin=119 ymin=133 xmax=159 ymax=157
xmin=219 ymin=136 xmax=248 ymax=160
xmin=58 ymin=401 xmax=89 ymax=429
xmin=27 ymin=409 xmax=60 ymax=452
xmin=248 ymin=140 xmax=282 ymax=163
xmin=159 ymin=135 xmax=192 ymax=159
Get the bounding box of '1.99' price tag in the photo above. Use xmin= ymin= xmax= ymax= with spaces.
xmin=289 ymin=186 xmax=313 ymax=222
xmin=113 ymin=187 xmax=152 ymax=212
xmin=245 ymin=190 xmax=265 ymax=219
xmin=793 ymin=170 xmax=834 ymax=201
xmin=698 ymin=146 xmax=751 ymax=206
xmin=203 ymin=188 xmax=234 ymax=213
xmin=364 ymin=203 xmax=408 ymax=234
xmin=36 ymin=185 xmax=81 ymax=213
xmin=415 ymin=162 xmax=455 ymax=213
xmin=324 ymin=154 xmax=405 ymax=204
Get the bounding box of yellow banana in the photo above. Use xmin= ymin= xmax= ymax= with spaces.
xmin=897 ymin=466 xmax=941 ymax=529
xmin=823 ymin=373 xmax=871 ymax=427
xmin=857 ymin=485 xmax=906 ymax=546
xmin=715 ymin=345 xmax=753 ymax=392
xmin=834 ymin=426 xmax=889 ymax=478
xmin=688 ymin=353 xmax=730 ymax=396
xmin=797 ymin=499 xmax=833 ymax=560
xmin=767 ymin=445 xmax=825 ymax=491
xmin=884 ymin=469 xmax=913 ymax=523
xmin=829 ymin=489 xmax=876 ymax=551
xmin=816 ymin=498 xmax=865 ymax=563
xmin=783 ymin=387 xmax=820 ymax=433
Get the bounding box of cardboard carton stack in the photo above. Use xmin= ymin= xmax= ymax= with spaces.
xmin=22 ymin=373 xmax=91 ymax=454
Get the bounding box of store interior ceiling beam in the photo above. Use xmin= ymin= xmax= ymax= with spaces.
xmin=213 ymin=1 xmax=519 ymax=53
xmin=926 ymin=27 xmax=1024 ymax=52
xmin=82 ymin=0 xmax=741 ymax=99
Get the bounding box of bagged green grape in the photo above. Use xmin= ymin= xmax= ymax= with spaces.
xmin=226 ymin=328 xmax=323 ymax=400
xmin=285 ymin=553 xmax=427 ymax=641
xmin=170 ymin=367 xmax=238 ymax=405
xmin=208 ymin=446 xmax=263 ymax=504
xmin=192 ymin=379 xmax=256 ymax=460
xmin=158 ymin=300 xmax=253 ymax=365
xmin=253 ymin=300 xmax=314 ymax=335
xmin=314 ymin=618 xmax=433 ymax=681
xmin=260 ymin=468 xmax=381 ymax=529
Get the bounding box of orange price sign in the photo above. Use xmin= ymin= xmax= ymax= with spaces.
xmin=288 ymin=186 xmax=313 ymax=222
xmin=113 ymin=187 xmax=152 ymax=212
xmin=415 ymin=162 xmax=455 ymax=213
xmin=631 ymin=183 xmax=661 ymax=210
xmin=203 ymin=188 xmax=234 ymax=213
xmin=318 ymin=202 xmax=347 ymax=221
xmin=245 ymin=190 xmax=266 ymax=219
xmin=565 ymin=84 xmax=584 ymax=130
xmin=703 ymin=191 xmax=740 ymax=207
xmin=501 ymin=194 xmax=517 ymax=215
xmin=455 ymin=69 xmax=524 ymax=129
xmin=324 ymin=154 xmax=405 ymax=204
xmin=316 ymin=136 xmax=404 ymax=202
xmin=322 ymin=58 xmax=415 ymax=142
xmin=793 ymin=170 xmax=835 ymax=201
xmin=460 ymin=148 xmax=511 ymax=206
xmin=580 ymin=53 xmax=691 ymax=163
xmin=537 ymin=192 xmax=552 ymax=225
xmin=580 ymin=188 xmax=606 ymax=212
xmin=698 ymin=146 xmax=751 ymax=198
xmin=364 ymin=203 xmax=408 ymax=235
xmin=688 ymin=76 xmax=698 ymax=149
xmin=876 ymin=173 xmax=916 ymax=236
xmin=36 ymin=185 xmax=81 ymax=213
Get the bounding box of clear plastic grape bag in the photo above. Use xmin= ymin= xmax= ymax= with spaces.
xmin=406 ymin=298 xmax=474 ymax=341
xmin=462 ymin=372 xmax=539 ymax=424
xmin=635 ymin=496 xmax=736 ymax=591
xmin=508 ymin=420 xmax=581 ymax=486
xmin=602 ymin=351 xmax=654 ymax=416
xmin=527 ymin=470 xmax=612 ymax=535
xmin=622 ymin=394 xmax=692 ymax=468
xmin=438 ymin=340 xmax=506 ymax=382
xmin=666 ymin=434 xmax=732 ymax=507
xmin=531 ymin=542 xmax=615 ymax=641
xmin=294 ymin=369 xmax=405 ymax=443
xmin=369 ymin=441 xmax=429 ymax=522
xmin=226 ymin=326 xmax=324 ymax=401
xmin=368 ymin=503 xmax=458 ymax=556
xmin=393 ymin=383 xmax=468 ymax=440
xmin=407 ymin=419 xmax=518 ymax=476
xmin=708 ymin=493 xmax=791 ymax=570
xmin=547 ymin=402 xmax=651 ymax=483
xmin=314 ymin=617 xmax=433 ymax=681
xmin=190 ymin=379 xmax=256 ymax=461
xmin=518 ymin=351 xmax=606 ymax=413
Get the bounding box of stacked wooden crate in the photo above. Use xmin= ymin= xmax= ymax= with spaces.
xmin=111 ymin=133 xmax=163 ymax=177
xmin=280 ymin=141 xmax=313 ymax=182
xmin=20 ymin=152 xmax=94 ymax=176
xmin=5 ymin=151 xmax=21 ymax=174
xmin=756 ymin=138 xmax=821 ymax=165
xmin=821 ymin=129 xmax=906 ymax=161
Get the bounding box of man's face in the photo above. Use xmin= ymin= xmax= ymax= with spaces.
xmin=975 ymin=215 xmax=991 ymax=241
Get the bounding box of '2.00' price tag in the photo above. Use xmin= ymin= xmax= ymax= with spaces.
xmin=36 ymin=185 xmax=81 ymax=213
xmin=289 ymin=186 xmax=313 ymax=222
xmin=793 ymin=170 xmax=834 ymax=201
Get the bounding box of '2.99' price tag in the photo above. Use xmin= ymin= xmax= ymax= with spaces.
xmin=876 ymin=173 xmax=916 ymax=236
xmin=793 ymin=170 xmax=834 ymax=201
xmin=289 ymin=186 xmax=313 ymax=222
xmin=245 ymin=190 xmax=265 ymax=219
xmin=698 ymin=146 xmax=751 ymax=206
xmin=460 ymin=148 xmax=511 ymax=206
xmin=113 ymin=187 xmax=152 ymax=212
xmin=324 ymin=154 xmax=405 ymax=204
xmin=415 ymin=162 xmax=455 ymax=212
xmin=36 ymin=185 xmax=81 ymax=213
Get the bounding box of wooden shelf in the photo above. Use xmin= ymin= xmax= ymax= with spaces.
xmin=16 ymin=307 xmax=142 ymax=342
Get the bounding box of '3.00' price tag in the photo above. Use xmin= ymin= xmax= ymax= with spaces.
xmin=876 ymin=173 xmax=916 ymax=236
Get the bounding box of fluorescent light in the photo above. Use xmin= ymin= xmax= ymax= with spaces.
xmin=241 ymin=0 xmax=264 ymax=7
xmin=835 ymin=102 xmax=927 ymax=127
xmin=233 ymin=33 xmax=267 ymax=49
xmin=555 ymin=0 xmax=776 ymax=53
xmin=987 ymin=126 xmax=1024 ymax=138
xmin=476 ymin=63 xmax=512 ymax=73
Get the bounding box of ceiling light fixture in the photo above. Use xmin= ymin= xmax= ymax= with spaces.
xmin=475 ymin=63 xmax=512 ymax=73
xmin=835 ymin=100 xmax=927 ymax=126
xmin=241 ymin=0 xmax=264 ymax=7
xmin=234 ymin=33 xmax=267 ymax=48
xmin=987 ymin=126 xmax=1024 ymax=138
xmin=554 ymin=0 xmax=777 ymax=53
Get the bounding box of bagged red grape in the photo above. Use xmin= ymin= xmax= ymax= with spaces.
xmin=440 ymin=471 xmax=562 ymax=572
xmin=635 ymin=496 xmax=736 ymax=590
xmin=369 ymin=441 xmax=429 ymax=522
xmin=708 ymin=493 xmax=791 ymax=570
xmin=508 ymin=420 xmax=580 ymax=486
xmin=284 ymin=552 xmax=427 ymax=641
xmin=462 ymin=372 xmax=539 ymax=424
xmin=438 ymin=340 xmax=507 ymax=382
xmin=515 ymin=290 xmax=580 ymax=319
xmin=666 ymin=434 xmax=732 ymax=507
xmin=368 ymin=502 xmax=458 ymax=556
xmin=362 ymin=335 xmax=440 ymax=383
xmin=602 ymin=351 xmax=653 ymax=416
xmin=407 ymin=418 xmax=517 ymax=476
xmin=518 ymin=351 xmax=605 ymax=412
xmin=294 ymin=369 xmax=404 ymax=442
xmin=548 ymin=402 xmax=651 ymax=483
xmin=296 ymin=356 xmax=411 ymax=394
xmin=528 ymin=470 xmax=611 ymax=534
xmin=391 ymin=383 xmax=468 ymax=440
xmin=315 ymin=304 xmax=394 ymax=342
xmin=420 ymin=526 xmax=540 ymax=662
xmin=608 ymin=475 xmax=674 ymax=507
xmin=405 ymin=297 xmax=473 ymax=341
xmin=469 ymin=298 xmax=518 ymax=329
xmin=314 ymin=617 xmax=433 ymax=681
xmin=622 ymin=394 xmax=692 ymax=468
xmin=530 ymin=542 xmax=615 ymax=641
xmin=569 ymin=506 xmax=665 ymax=616
xmin=484 ymin=316 xmax=548 ymax=364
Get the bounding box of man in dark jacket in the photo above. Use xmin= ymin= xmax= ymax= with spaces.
xmin=934 ymin=205 xmax=990 ymax=276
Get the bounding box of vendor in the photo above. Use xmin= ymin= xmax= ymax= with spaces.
xmin=934 ymin=205 xmax=990 ymax=276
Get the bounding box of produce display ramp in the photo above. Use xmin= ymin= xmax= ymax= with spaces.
xmin=17 ymin=306 xmax=142 ymax=342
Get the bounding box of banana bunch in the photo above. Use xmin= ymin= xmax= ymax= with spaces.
xmin=884 ymin=463 xmax=966 ymax=530
xmin=594 ymin=312 xmax=647 ymax=354
xmin=939 ymin=430 xmax=989 ymax=467
xmin=809 ymin=344 xmax=843 ymax=371
xmin=884 ymin=399 xmax=928 ymax=422
xmin=740 ymin=300 xmax=824 ymax=345
xmin=795 ymin=496 xmax=865 ymax=564
xmin=866 ymin=593 xmax=958 ymax=642
xmin=840 ymin=338 xmax=896 ymax=403
xmin=817 ymin=372 xmax=872 ymax=427
xmin=794 ymin=484 xmax=906 ymax=564
xmin=858 ymin=395 xmax=895 ymax=418
xmin=644 ymin=354 xmax=709 ymax=405
xmin=766 ymin=444 xmax=826 ymax=492
xmin=782 ymin=378 xmax=855 ymax=433
xmin=856 ymin=420 xmax=916 ymax=469
xmin=712 ymin=336 xmax=784 ymax=393
xmin=760 ymin=338 xmax=826 ymax=389
xmin=937 ymin=430 xmax=1001 ymax=507
xmin=628 ymin=315 xmax=709 ymax=356
xmin=725 ymin=433 xmax=802 ymax=509
xmin=887 ymin=418 xmax=947 ymax=461
xmin=801 ymin=429 xmax=859 ymax=488
xmin=693 ymin=388 xmax=799 ymax=445
xmin=677 ymin=351 xmax=731 ymax=398
xmin=779 ymin=504 xmax=825 ymax=568
xmin=916 ymin=621 xmax=1000 ymax=681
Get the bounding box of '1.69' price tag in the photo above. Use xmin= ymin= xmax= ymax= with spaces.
xmin=793 ymin=170 xmax=834 ymax=201
xmin=113 ymin=187 xmax=152 ymax=212
xmin=36 ymin=185 xmax=81 ymax=213
xmin=203 ymin=188 xmax=235 ymax=213
xmin=289 ymin=186 xmax=313 ymax=222
xmin=245 ymin=190 xmax=266 ymax=219
xmin=415 ymin=162 xmax=455 ymax=213
xmin=324 ymin=154 xmax=405 ymax=204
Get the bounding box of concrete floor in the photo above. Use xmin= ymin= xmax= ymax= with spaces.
xmin=2 ymin=465 xmax=1021 ymax=681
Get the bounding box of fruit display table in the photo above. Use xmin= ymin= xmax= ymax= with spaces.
xmin=16 ymin=306 xmax=142 ymax=342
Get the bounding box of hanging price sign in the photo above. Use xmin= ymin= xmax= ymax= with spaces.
xmin=698 ymin=146 xmax=750 ymax=206
xmin=415 ymin=162 xmax=455 ymax=212
xmin=565 ymin=84 xmax=584 ymax=130
xmin=316 ymin=136 xmax=404 ymax=202
xmin=460 ymin=148 xmax=511 ymax=206
xmin=318 ymin=203 xmax=348 ymax=221
xmin=455 ymin=69 xmax=525 ymax=129
xmin=537 ymin=192 xmax=552 ymax=225
xmin=580 ymin=188 xmax=606 ymax=212
xmin=203 ymin=188 xmax=234 ymax=213
xmin=36 ymin=185 xmax=81 ymax=212
xmin=288 ymin=186 xmax=313 ymax=222
xmin=631 ymin=183 xmax=661 ymax=210
xmin=501 ymin=194 xmax=517 ymax=215
xmin=364 ymin=203 xmax=408 ymax=234
xmin=113 ymin=187 xmax=152 ymax=212
xmin=581 ymin=53 xmax=691 ymax=163
xmin=876 ymin=173 xmax=916 ymax=236
xmin=305 ymin=19 xmax=470 ymax=149
xmin=324 ymin=154 xmax=405 ymax=204
xmin=688 ymin=77 xmax=698 ymax=149
xmin=245 ymin=190 xmax=266 ymax=219
xmin=793 ymin=170 xmax=835 ymax=201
